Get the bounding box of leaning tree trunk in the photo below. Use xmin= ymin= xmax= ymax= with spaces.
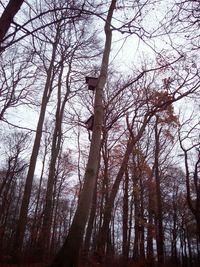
xmin=0 ymin=0 xmax=24 ymax=50
xmin=49 ymin=1 xmax=117 ymax=267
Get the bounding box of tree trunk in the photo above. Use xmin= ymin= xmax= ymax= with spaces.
xmin=29 ymin=136 xmax=49 ymax=254
xmin=132 ymin=167 xmax=139 ymax=261
xmin=154 ymin=116 xmax=164 ymax=265
xmin=40 ymin=55 xmax=72 ymax=259
xmin=83 ymin=179 xmax=97 ymax=257
xmin=50 ymin=168 xmax=65 ymax=255
xmin=122 ymin=170 xmax=129 ymax=260
xmin=49 ymin=1 xmax=117 ymax=266
xmin=13 ymin=34 xmax=59 ymax=261
xmin=139 ymin=176 xmax=145 ymax=260
xmin=39 ymin=102 xmax=63 ymax=259
xmin=171 ymin=187 xmax=178 ymax=264
xmin=0 ymin=0 xmax=24 ymax=49
xmin=147 ymin=181 xmax=154 ymax=266
xmin=127 ymin=194 xmax=134 ymax=261
xmin=187 ymin=229 xmax=193 ymax=267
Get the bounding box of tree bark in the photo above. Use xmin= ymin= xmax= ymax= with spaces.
xmin=49 ymin=1 xmax=117 ymax=266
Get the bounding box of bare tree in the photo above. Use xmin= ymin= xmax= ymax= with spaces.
xmin=0 ymin=131 xmax=29 ymax=255
xmin=49 ymin=1 xmax=117 ymax=266
xmin=0 ymin=48 xmax=35 ymax=121
xmin=179 ymin=120 xmax=200 ymax=240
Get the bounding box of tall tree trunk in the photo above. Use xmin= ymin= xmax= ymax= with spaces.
xmin=49 ymin=1 xmax=117 ymax=266
xmin=139 ymin=176 xmax=145 ymax=260
xmin=154 ymin=116 xmax=164 ymax=265
xmin=127 ymin=194 xmax=134 ymax=261
xmin=40 ymin=54 xmax=71 ymax=260
xmin=29 ymin=145 xmax=47 ymax=258
xmin=147 ymin=205 xmax=154 ymax=265
xmin=39 ymin=106 xmax=63 ymax=259
xmin=98 ymin=157 xmax=109 ymax=236
xmin=171 ymin=187 xmax=178 ymax=264
xmin=50 ymin=167 xmax=65 ymax=255
xmin=122 ymin=169 xmax=129 ymax=260
xmin=132 ymin=168 xmax=139 ymax=261
xmin=13 ymin=34 xmax=59 ymax=261
xmin=147 ymin=175 xmax=155 ymax=266
xmin=83 ymin=178 xmax=97 ymax=257
xmin=187 ymin=229 xmax=193 ymax=267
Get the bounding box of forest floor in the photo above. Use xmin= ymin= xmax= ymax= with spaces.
xmin=0 ymin=263 xmax=182 ymax=267
xmin=0 ymin=259 xmax=182 ymax=267
xmin=0 ymin=264 xmax=183 ymax=267
xmin=0 ymin=265 xmax=44 ymax=267
xmin=0 ymin=264 xmax=181 ymax=267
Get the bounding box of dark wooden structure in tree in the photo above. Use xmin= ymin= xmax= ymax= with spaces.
xmin=85 ymin=76 xmax=98 ymax=91
xmin=85 ymin=115 xmax=94 ymax=131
